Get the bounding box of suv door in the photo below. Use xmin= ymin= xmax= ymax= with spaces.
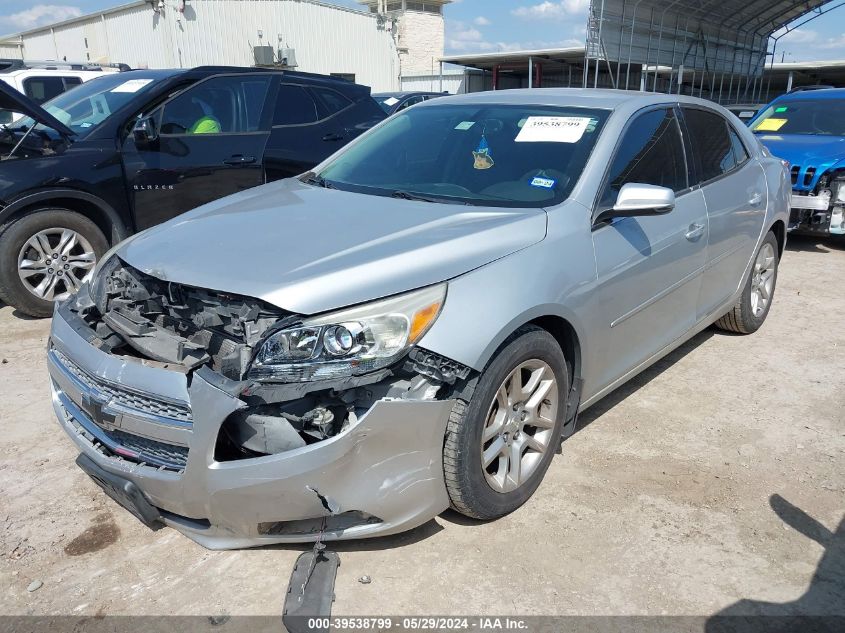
xmin=681 ymin=106 xmax=768 ymax=319
xmin=591 ymin=106 xmax=708 ymax=392
xmin=263 ymin=83 xmax=368 ymax=181
xmin=121 ymin=74 xmax=273 ymax=231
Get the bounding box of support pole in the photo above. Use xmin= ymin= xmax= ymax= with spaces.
xmin=786 ymin=70 xmax=793 ymax=93
xmin=439 ymin=60 xmax=443 ymax=93
xmin=528 ymin=56 xmax=534 ymax=89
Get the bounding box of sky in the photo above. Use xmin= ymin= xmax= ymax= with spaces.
xmin=1 ymin=0 xmax=845 ymax=62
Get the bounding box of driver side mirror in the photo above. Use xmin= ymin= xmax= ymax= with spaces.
xmin=595 ymin=183 xmax=675 ymax=225
xmin=133 ymin=116 xmax=158 ymax=144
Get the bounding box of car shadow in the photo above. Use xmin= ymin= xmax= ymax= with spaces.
xmin=786 ymin=234 xmax=845 ymax=253
xmin=573 ymin=328 xmax=715 ymax=436
xmin=705 ymin=494 xmax=845 ymax=631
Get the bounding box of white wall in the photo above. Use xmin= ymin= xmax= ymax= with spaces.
xmin=3 ymin=0 xmax=401 ymax=91
xmin=400 ymin=69 xmax=465 ymax=93
xmin=396 ymin=10 xmax=444 ymax=76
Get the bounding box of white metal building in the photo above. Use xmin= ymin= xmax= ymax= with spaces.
xmin=0 ymin=0 xmax=415 ymax=91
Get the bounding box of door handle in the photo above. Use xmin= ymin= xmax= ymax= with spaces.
xmin=748 ymin=192 xmax=763 ymax=206
xmin=685 ymin=222 xmax=705 ymax=241
xmin=223 ymin=155 xmax=256 ymax=165
xmin=322 ymin=133 xmax=344 ymax=142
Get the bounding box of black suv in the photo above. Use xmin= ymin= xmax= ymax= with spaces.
xmin=0 ymin=66 xmax=385 ymax=316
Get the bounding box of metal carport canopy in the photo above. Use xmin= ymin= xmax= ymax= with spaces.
xmin=586 ymin=0 xmax=835 ymax=90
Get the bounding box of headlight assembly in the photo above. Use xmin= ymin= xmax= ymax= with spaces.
xmin=86 ymin=250 xmax=121 ymax=314
xmin=250 ymin=283 xmax=447 ymax=382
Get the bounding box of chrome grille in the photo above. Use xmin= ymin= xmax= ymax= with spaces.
xmin=110 ymin=430 xmax=189 ymax=469
xmin=52 ymin=348 xmax=192 ymax=423
xmin=55 ymin=387 xmax=188 ymax=472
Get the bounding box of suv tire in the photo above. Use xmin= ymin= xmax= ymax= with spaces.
xmin=0 ymin=209 xmax=108 ymax=318
xmin=444 ymin=325 xmax=568 ymax=520
xmin=715 ymin=231 xmax=779 ymax=334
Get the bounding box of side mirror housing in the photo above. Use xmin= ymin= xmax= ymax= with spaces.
xmin=595 ymin=183 xmax=675 ymax=225
xmin=133 ymin=116 xmax=158 ymax=144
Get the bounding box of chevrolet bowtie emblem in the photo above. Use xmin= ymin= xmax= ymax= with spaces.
xmin=80 ymin=393 xmax=119 ymax=432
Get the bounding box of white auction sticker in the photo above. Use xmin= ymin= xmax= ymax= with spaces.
xmin=111 ymin=79 xmax=154 ymax=93
xmin=515 ymin=116 xmax=592 ymax=143
xmin=383 ymin=97 xmax=400 ymax=106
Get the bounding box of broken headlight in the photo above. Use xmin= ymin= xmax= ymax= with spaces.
xmin=250 ymin=283 xmax=447 ymax=382
xmin=86 ymin=251 xmax=121 ymax=314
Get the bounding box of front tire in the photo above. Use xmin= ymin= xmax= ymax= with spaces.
xmin=0 ymin=209 xmax=108 ymax=318
xmin=715 ymin=230 xmax=779 ymax=334
xmin=444 ymin=326 xmax=568 ymax=520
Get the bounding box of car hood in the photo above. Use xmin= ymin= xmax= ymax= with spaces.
xmin=0 ymin=80 xmax=74 ymax=136
xmin=756 ymin=133 xmax=845 ymax=190
xmin=117 ymin=179 xmax=548 ymax=315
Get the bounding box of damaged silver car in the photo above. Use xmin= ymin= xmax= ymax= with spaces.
xmin=48 ymin=90 xmax=790 ymax=549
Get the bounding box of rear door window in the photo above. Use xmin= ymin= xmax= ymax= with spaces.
xmin=310 ymin=87 xmax=353 ymax=118
xmin=728 ymin=126 xmax=749 ymax=165
xmin=273 ymin=83 xmax=319 ymax=126
xmin=599 ymin=107 xmax=687 ymax=209
xmin=23 ymin=76 xmax=80 ymax=104
xmin=682 ymin=107 xmax=737 ymax=184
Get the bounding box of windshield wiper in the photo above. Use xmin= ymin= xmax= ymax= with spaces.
xmin=391 ymin=190 xmax=463 ymax=204
xmin=301 ymin=173 xmax=334 ymax=189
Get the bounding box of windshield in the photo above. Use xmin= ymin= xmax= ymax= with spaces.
xmin=316 ymin=103 xmax=609 ymax=207
xmin=751 ymin=99 xmax=845 ymax=136
xmin=11 ymin=74 xmax=159 ymax=136
xmin=373 ymin=94 xmax=402 ymax=113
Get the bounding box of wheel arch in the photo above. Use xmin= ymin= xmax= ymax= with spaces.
xmin=0 ymin=190 xmax=129 ymax=245
xmin=467 ymin=307 xmax=586 ymax=433
xmin=770 ymin=218 xmax=786 ymax=258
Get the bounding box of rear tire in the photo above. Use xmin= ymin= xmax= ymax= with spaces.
xmin=715 ymin=231 xmax=779 ymax=334
xmin=0 ymin=209 xmax=108 ymax=318
xmin=444 ymin=326 xmax=568 ymax=520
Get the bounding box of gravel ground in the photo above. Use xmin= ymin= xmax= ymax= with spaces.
xmin=0 ymin=234 xmax=842 ymax=618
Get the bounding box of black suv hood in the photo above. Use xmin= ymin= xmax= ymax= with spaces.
xmin=0 ymin=81 xmax=74 ymax=137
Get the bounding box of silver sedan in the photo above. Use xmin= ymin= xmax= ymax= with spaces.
xmin=47 ymin=89 xmax=790 ymax=548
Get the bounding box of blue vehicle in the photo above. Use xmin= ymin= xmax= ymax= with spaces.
xmin=750 ymin=88 xmax=845 ymax=236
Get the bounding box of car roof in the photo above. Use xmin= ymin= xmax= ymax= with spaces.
xmin=421 ymin=88 xmax=728 ymax=111
xmin=1 ymin=68 xmax=114 ymax=78
xmin=775 ymin=87 xmax=845 ymax=101
xmin=373 ymin=91 xmax=443 ymax=97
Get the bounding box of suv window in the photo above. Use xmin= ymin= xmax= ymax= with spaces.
xmin=23 ymin=76 xmax=82 ymax=104
xmin=599 ymin=107 xmax=687 ymax=209
xmin=273 ymin=84 xmax=319 ymax=125
xmin=160 ymin=75 xmax=272 ymax=135
xmin=311 ymin=87 xmax=353 ymax=118
xmin=683 ymin=107 xmax=736 ymax=183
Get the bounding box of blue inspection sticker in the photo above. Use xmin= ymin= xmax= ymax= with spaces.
xmin=530 ymin=176 xmax=556 ymax=189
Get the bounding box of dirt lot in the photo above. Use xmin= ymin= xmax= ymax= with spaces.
xmin=0 ymin=235 xmax=843 ymax=619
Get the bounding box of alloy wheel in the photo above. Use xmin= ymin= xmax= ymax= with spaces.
xmin=17 ymin=228 xmax=96 ymax=302
xmin=750 ymin=242 xmax=776 ymax=317
xmin=480 ymin=359 xmax=558 ymax=493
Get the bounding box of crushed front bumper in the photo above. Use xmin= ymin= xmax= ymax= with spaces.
xmin=48 ymin=303 xmax=453 ymax=549
xmin=789 ymin=191 xmax=845 ymax=235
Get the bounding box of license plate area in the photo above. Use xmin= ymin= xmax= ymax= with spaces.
xmin=76 ymin=453 xmax=163 ymax=529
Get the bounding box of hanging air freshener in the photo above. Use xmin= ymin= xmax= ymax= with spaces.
xmin=473 ymin=134 xmax=495 ymax=170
